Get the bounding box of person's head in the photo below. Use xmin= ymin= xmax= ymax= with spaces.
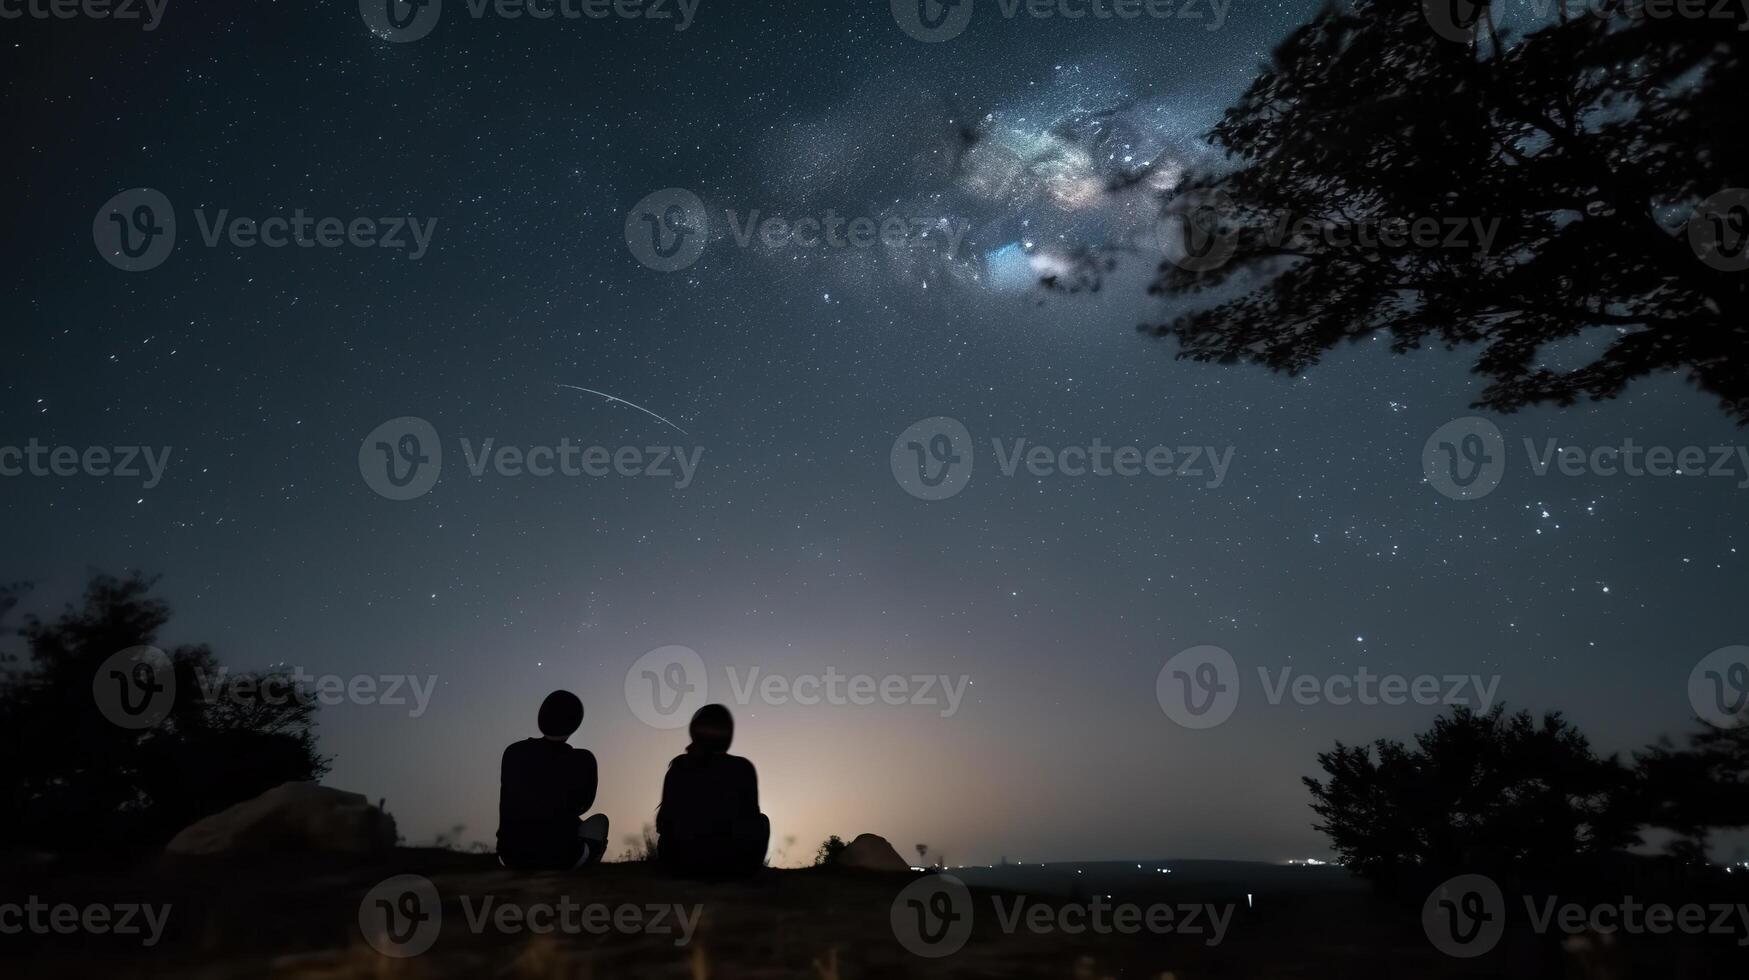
xmin=537 ymin=690 xmax=584 ymax=739
xmin=686 ymin=703 xmax=734 ymax=754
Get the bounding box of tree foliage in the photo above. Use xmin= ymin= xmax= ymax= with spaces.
xmin=1634 ymin=720 xmax=1749 ymax=862
xmin=815 ymin=834 xmax=847 ymax=866
xmin=1304 ymin=705 xmax=1637 ymax=880
xmin=1134 ymin=0 xmax=1748 ymax=420
xmin=0 ymin=573 xmax=330 ymax=854
xmin=1307 ymin=703 xmax=1749 ymax=884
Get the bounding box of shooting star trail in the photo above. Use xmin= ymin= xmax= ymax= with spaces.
xmin=555 ymin=384 xmax=690 ymax=436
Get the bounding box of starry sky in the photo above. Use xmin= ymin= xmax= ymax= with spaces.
xmin=5 ymin=0 xmax=1745 ymax=864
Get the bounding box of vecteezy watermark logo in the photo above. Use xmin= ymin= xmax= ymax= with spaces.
xmin=94 ymin=651 xmax=438 ymax=729
xmin=1422 ymin=0 xmax=1486 ymax=43
xmin=1158 ymin=647 xmax=1500 ymax=729
xmin=360 ymin=413 xmax=704 ymax=501
xmin=95 ymin=191 xmax=438 ymax=270
xmin=625 ymin=646 xmax=973 ymax=727
xmin=891 ymin=875 xmax=1233 ymax=958
xmin=1158 ymin=194 xmax=1502 ymax=272
xmin=358 ymin=874 xmax=702 ymax=956
xmin=363 ymin=0 xmax=697 ymax=40
xmin=459 ymin=897 xmax=702 ymax=945
xmin=891 ymin=417 xmax=975 ymax=501
xmin=360 ymin=874 xmax=442 ymax=958
xmin=1522 ymin=438 xmax=1749 ymax=485
xmin=1427 ymin=417 xmax=1749 ymax=500
xmin=1423 ymin=416 xmax=1508 ymax=501
xmin=192 ymin=667 xmax=439 ymax=718
xmin=1424 ymin=873 xmax=1749 ymax=955
xmin=1521 ymin=895 xmax=1749 ymax=948
xmin=891 ymin=874 xmax=974 ymax=957
xmin=1423 ymin=874 xmax=1505 ymax=957
xmin=625 ymin=645 xmax=710 ymax=729
xmin=360 ymin=417 xmax=444 ymax=501
xmin=1 ymin=0 xmax=168 ymax=30
xmin=626 ymin=189 xmax=972 ymax=272
xmin=891 ymin=0 xmax=1230 ymax=41
xmin=892 ymin=417 xmax=1233 ymax=501
xmin=1156 ymin=645 xmax=1240 ymax=729
xmin=1689 ymin=188 xmax=1749 ymax=273
xmin=0 ymin=440 xmax=173 ymax=489
xmin=990 ymin=896 xmax=1233 ymax=945
xmin=360 ymin=0 xmax=443 ymax=42
xmin=1257 ymin=667 xmax=1499 ymax=711
xmin=92 ymin=646 xmax=177 ymax=729
xmin=184 ymin=209 xmax=437 ymax=257
xmin=1157 ymin=188 xmax=1237 ymax=272
xmin=890 ymin=0 xmax=976 ymax=41
xmin=722 ymin=210 xmax=969 ymax=256
xmin=0 ymin=897 xmax=173 ymax=947
xmin=93 ymin=188 xmax=176 ymax=272
xmin=626 ymin=188 xmax=710 ymax=272
xmin=1690 ymin=646 xmax=1749 ymax=729
xmin=1432 ymin=0 xmax=1749 ymax=43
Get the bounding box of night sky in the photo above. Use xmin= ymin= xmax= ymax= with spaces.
xmin=6 ymin=0 xmax=1745 ymax=865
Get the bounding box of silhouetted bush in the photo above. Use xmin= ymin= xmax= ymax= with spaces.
xmin=1308 ymin=703 xmax=1749 ymax=895
xmin=1634 ymin=721 xmax=1749 ymax=862
xmin=1305 ymin=705 xmax=1637 ymax=889
xmin=815 ymin=834 xmax=846 ymax=866
xmin=0 ymin=573 xmax=330 ymax=855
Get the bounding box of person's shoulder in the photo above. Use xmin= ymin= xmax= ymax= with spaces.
xmin=726 ymin=753 xmax=757 ymax=773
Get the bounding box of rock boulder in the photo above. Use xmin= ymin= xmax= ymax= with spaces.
xmin=831 ymin=833 xmax=911 ymax=872
xmin=165 ymin=782 xmax=397 ymax=856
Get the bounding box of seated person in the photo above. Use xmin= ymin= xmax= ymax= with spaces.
xmin=656 ymin=703 xmax=769 ymax=876
xmin=496 ymin=690 xmax=609 ymax=870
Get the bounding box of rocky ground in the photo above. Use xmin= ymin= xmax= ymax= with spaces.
xmin=3 ymin=849 xmax=1744 ymax=978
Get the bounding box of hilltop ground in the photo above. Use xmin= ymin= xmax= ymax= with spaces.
xmin=2 ymin=850 xmax=1744 ymax=978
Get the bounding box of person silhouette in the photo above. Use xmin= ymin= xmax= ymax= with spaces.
xmin=656 ymin=703 xmax=769 ymax=876
xmin=496 ymin=690 xmax=610 ymax=870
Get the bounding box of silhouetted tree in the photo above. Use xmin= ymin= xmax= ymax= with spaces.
xmin=1304 ymin=705 xmax=1637 ymax=884
xmin=1119 ymin=0 xmax=1748 ymax=420
xmin=815 ymin=834 xmax=847 ymax=866
xmin=0 ymin=573 xmax=330 ymax=854
xmin=1634 ymin=719 xmax=1749 ymax=861
xmin=0 ymin=581 xmax=29 ymax=678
